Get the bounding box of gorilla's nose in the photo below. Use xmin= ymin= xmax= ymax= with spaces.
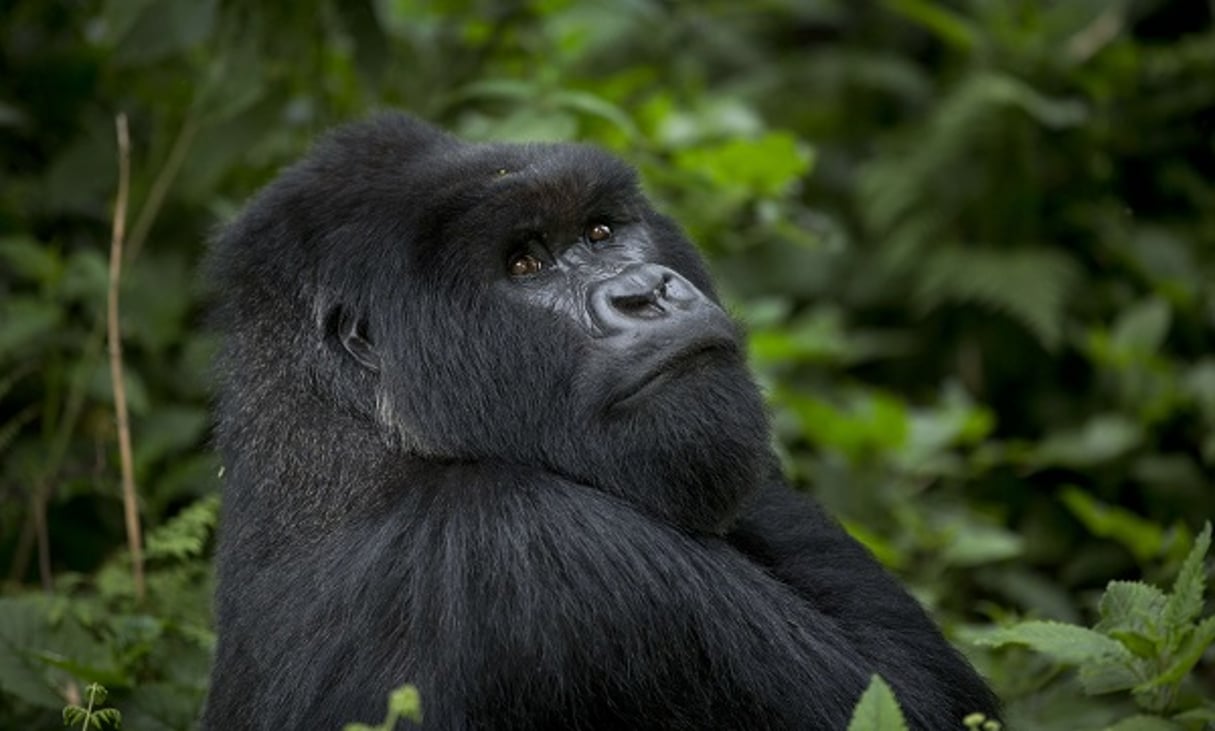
xmin=590 ymin=263 xmax=707 ymax=335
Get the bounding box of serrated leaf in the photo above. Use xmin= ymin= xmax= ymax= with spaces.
xmin=847 ymin=675 xmax=909 ymax=731
xmin=971 ymin=620 xmax=1133 ymax=666
xmin=1098 ymin=581 xmax=1168 ymax=644
xmin=1138 ymin=615 xmax=1215 ymax=691
xmin=1078 ymin=657 xmax=1142 ymax=695
xmin=1164 ymin=522 xmax=1211 ymax=628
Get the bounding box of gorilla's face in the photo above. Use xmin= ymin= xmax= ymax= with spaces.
xmin=262 ymin=116 xmax=769 ymax=532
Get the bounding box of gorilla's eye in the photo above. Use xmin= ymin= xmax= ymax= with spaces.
xmin=587 ymin=223 xmax=612 ymax=244
xmin=508 ymin=253 xmax=545 ymax=277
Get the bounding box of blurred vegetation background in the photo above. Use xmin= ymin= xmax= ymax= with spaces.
xmin=1 ymin=1 xmax=1213 ymax=729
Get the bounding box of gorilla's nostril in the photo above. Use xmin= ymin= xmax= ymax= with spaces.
xmin=653 ymin=275 xmax=672 ymax=301
xmin=611 ymin=291 xmax=664 ymax=319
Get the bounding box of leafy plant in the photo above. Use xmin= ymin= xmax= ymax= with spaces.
xmin=845 ymin=675 xmax=1002 ymax=731
xmin=973 ymin=523 xmax=1215 ymax=728
xmin=2 ymin=0 xmax=1214 ymax=727
xmin=62 ymin=683 xmax=121 ymax=730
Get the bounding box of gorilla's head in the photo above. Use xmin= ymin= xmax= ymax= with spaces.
xmin=213 ymin=113 xmax=769 ymax=533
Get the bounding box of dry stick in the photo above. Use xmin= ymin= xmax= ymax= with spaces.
xmin=108 ymin=113 xmax=145 ymax=601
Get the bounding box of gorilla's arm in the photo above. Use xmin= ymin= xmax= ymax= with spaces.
xmin=728 ymin=479 xmax=1002 ymax=725
xmin=212 ymin=464 xmax=945 ymax=730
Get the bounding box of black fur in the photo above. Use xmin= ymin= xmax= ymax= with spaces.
xmin=202 ymin=112 xmax=999 ymax=730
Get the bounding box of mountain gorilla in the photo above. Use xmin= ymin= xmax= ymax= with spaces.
xmin=202 ymin=112 xmax=998 ymax=730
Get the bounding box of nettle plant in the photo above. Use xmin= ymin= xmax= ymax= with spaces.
xmin=977 ymin=523 xmax=1215 ymax=729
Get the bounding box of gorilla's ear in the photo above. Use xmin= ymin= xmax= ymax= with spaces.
xmin=325 ymin=307 xmax=380 ymax=372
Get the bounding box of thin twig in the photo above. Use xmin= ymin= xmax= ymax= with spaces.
xmin=108 ymin=113 xmax=145 ymax=600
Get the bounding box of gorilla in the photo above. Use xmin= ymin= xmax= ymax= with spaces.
xmin=202 ymin=112 xmax=998 ymax=730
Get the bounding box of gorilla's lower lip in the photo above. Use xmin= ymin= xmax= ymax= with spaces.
xmin=610 ymin=339 xmax=740 ymax=407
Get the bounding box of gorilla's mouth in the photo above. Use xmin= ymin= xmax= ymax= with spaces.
xmin=610 ymin=338 xmax=741 ymax=408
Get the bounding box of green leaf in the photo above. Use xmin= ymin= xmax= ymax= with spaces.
xmin=1172 ymin=704 xmax=1215 ymax=723
xmin=388 ymin=684 xmax=423 ymax=722
xmin=63 ymin=706 xmax=87 ymax=725
xmin=145 ymin=495 xmax=220 ymax=561
xmin=884 ymin=0 xmax=978 ymax=51
xmin=1164 ymin=522 xmax=1211 ymax=628
xmin=847 ymin=675 xmax=909 ymax=731
xmin=0 ymin=236 xmax=61 ymax=284
xmin=1108 ymin=630 xmax=1158 ymax=659
xmin=1112 ymin=298 xmax=1172 ymax=354
xmin=1102 ymin=715 xmax=1182 ymax=731
xmin=1138 ymin=615 xmax=1215 ymax=691
xmin=939 ymin=519 xmax=1023 ymax=567
xmin=1077 ymin=657 xmax=1142 ymax=695
xmin=550 ymin=90 xmax=637 ymax=137
xmin=1037 ymin=417 xmax=1143 ymax=468
xmin=971 ymin=620 xmax=1133 ymax=666
xmin=749 ymin=310 xmax=849 ymax=366
xmin=85 ymin=682 xmax=108 ymax=705
xmin=93 ymin=707 xmax=122 ymax=728
xmin=1097 ymin=581 xmax=1168 ymax=646
xmin=0 ymin=597 xmax=86 ymax=709
xmin=674 ymin=132 xmax=814 ymax=198
xmin=1061 ymin=488 xmax=1165 ymax=562
xmin=914 ymin=246 xmax=1079 ymax=350
xmin=0 ymin=298 xmax=62 ymax=354
xmin=785 ymin=391 xmax=909 ymax=461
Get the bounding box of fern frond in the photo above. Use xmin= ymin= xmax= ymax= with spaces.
xmin=913 ymin=246 xmax=1080 ymax=349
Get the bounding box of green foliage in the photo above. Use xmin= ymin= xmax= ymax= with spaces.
xmin=62 ymin=683 xmax=122 ymax=730
xmin=343 ymin=684 xmax=423 ymax=731
xmin=144 ymin=495 xmax=219 ymax=562
xmin=845 ymin=675 xmax=1006 ymax=731
xmin=847 ymin=675 xmax=908 ymax=731
xmin=1 ymin=0 xmax=1213 ymax=728
xmin=973 ymin=524 xmax=1215 ymax=728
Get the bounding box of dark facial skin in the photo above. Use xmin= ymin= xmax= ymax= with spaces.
xmin=202 ymin=113 xmax=999 ymax=731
